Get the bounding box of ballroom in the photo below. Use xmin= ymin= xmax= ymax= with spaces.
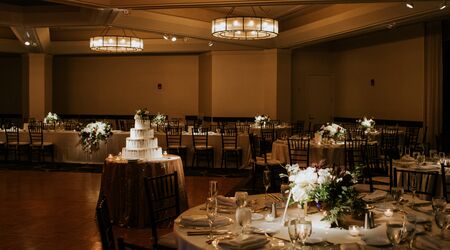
xmin=0 ymin=0 xmax=450 ymax=249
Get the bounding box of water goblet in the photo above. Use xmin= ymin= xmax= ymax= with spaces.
xmin=287 ymin=218 xmax=299 ymax=249
xmin=432 ymin=197 xmax=447 ymax=215
xmin=417 ymin=154 xmax=425 ymax=166
xmin=429 ymin=149 xmax=438 ymax=162
xmin=435 ymin=210 xmax=450 ymax=239
xmin=206 ymin=197 xmax=218 ymax=239
xmin=209 ymin=180 xmax=218 ymax=198
xmin=234 ymin=191 xmax=248 ymax=208
xmin=439 ymin=152 xmax=446 ymax=165
xmin=298 ymin=219 xmax=312 ymax=249
xmin=386 ymin=219 xmax=405 ymax=248
xmin=412 ymin=152 xmax=420 ymax=161
xmin=404 ymin=147 xmax=411 ymax=157
xmin=235 ymin=207 xmax=252 ymax=234
xmin=263 ymin=170 xmax=271 ymax=202
xmin=391 ymin=187 xmax=404 ymax=209
xmin=402 ymin=214 xmax=417 ymax=250
xmin=410 ymin=174 xmax=417 ymax=207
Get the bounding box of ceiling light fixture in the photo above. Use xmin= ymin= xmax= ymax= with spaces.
xmin=405 ymin=0 xmax=414 ymax=8
xmin=208 ymin=41 xmax=214 ymax=47
xmin=440 ymin=0 xmax=447 ymax=10
xmin=163 ymin=34 xmax=169 ymax=40
xmin=211 ymin=7 xmax=278 ymax=40
xmin=24 ymin=41 xmax=30 ymax=46
xmin=89 ymin=27 xmax=143 ymax=53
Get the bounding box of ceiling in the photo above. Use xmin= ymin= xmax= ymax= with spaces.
xmin=0 ymin=0 xmax=448 ymax=54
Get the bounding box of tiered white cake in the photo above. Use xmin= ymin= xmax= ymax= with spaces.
xmin=121 ymin=117 xmax=163 ymax=160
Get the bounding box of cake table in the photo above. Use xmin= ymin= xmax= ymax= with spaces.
xmin=100 ymin=155 xmax=187 ymax=227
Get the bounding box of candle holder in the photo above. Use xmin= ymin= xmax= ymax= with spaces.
xmin=348 ymin=225 xmax=360 ymax=237
xmin=384 ymin=208 xmax=394 ymax=217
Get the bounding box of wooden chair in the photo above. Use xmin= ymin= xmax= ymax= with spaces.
xmin=344 ymin=138 xmax=367 ymax=171
xmin=393 ymin=168 xmax=439 ymax=200
xmin=404 ymin=126 xmax=420 ymax=152
xmin=249 ymin=133 xmax=282 ymax=193
xmin=144 ymin=172 xmax=179 ymax=250
xmin=380 ymin=127 xmax=400 ymax=159
xmin=346 ymin=127 xmax=364 ymax=140
xmin=363 ymin=143 xmax=391 ymax=192
xmin=287 ymin=137 xmax=310 ymax=167
xmin=28 ymin=121 xmax=54 ymax=162
xmin=191 ymin=128 xmax=214 ymax=168
xmin=0 ymin=129 xmax=5 ymax=161
xmin=440 ymin=162 xmax=450 ymax=202
xmin=236 ymin=123 xmax=250 ymax=134
xmin=260 ymin=123 xmax=275 ymax=154
xmin=220 ymin=127 xmax=242 ymax=168
xmin=165 ymin=126 xmax=187 ymax=167
xmin=291 ymin=120 xmax=305 ymax=136
xmin=96 ymin=196 xmax=150 ymax=250
xmin=5 ymin=126 xmax=30 ymax=161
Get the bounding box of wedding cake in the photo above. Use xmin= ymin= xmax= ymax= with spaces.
xmin=121 ymin=113 xmax=163 ymax=160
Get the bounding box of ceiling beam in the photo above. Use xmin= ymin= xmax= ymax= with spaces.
xmin=35 ymin=28 xmax=51 ymax=52
xmin=49 ymin=0 xmax=438 ymax=9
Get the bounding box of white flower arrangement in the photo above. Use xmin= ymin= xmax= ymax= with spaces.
xmin=254 ymin=114 xmax=270 ymax=127
xmin=78 ymin=121 xmax=113 ymax=153
xmin=134 ymin=108 xmax=150 ymax=120
xmin=318 ymin=123 xmax=346 ymax=141
xmin=44 ymin=112 xmax=59 ymax=124
xmin=152 ymin=113 xmax=167 ymax=126
xmin=357 ymin=117 xmax=377 ymax=134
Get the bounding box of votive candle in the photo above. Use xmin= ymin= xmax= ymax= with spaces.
xmin=384 ymin=208 xmax=393 ymax=217
xmin=349 ymin=225 xmax=360 ymax=236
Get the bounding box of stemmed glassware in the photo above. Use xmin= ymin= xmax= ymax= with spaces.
xmin=416 ymin=154 xmax=425 ymax=167
xmin=404 ymin=147 xmax=411 ymax=157
xmin=412 ymin=151 xmax=420 ymax=161
xmin=287 ymin=218 xmax=299 ymax=249
xmin=206 ymin=197 xmax=217 ymax=239
xmin=263 ymin=169 xmax=271 ymax=202
xmin=297 ymin=219 xmax=312 ymax=249
xmin=410 ymin=174 xmax=417 ymax=207
xmin=209 ymin=180 xmax=218 ymax=198
xmin=435 ymin=210 xmax=450 ymax=239
xmin=391 ymin=187 xmax=404 ymax=210
xmin=386 ymin=219 xmax=405 ymax=248
xmin=235 ymin=207 xmax=252 ymax=234
xmin=432 ymin=197 xmax=447 ymax=215
xmin=402 ymin=214 xmax=417 ymax=250
xmin=234 ymin=191 xmax=248 ymax=208
xmin=439 ymin=152 xmax=446 ymax=165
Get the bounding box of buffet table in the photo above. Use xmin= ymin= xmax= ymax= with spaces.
xmin=100 ymin=155 xmax=187 ymax=227
xmin=174 ymin=193 xmax=448 ymax=249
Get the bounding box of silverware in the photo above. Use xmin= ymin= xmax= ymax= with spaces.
xmin=187 ymin=230 xmax=230 ymax=236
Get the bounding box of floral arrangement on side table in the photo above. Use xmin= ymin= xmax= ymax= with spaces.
xmin=281 ymin=163 xmax=366 ymax=227
xmin=78 ymin=121 xmax=113 ymax=153
xmin=134 ymin=108 xmax=150 ymax=120
xmin=357 ymin=117 xmax=377 ymax=134
xmin=254 ymin=114 xmax=270 ymax=127
xmin=44 ymin=112 xmax=59 ymax=124
xmin=318 ymin=123 xmax=346 ymax=141
xmin=152 ymin=113 xmax=167 ymax=126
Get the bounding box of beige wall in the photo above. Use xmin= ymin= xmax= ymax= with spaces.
xmin=0 ymin=55 xmax=22 ymax=114
xmin=53 ymin=54 xmax=199 ymax=117
xmin=292 ymin=23 xmax=425 ymax=124
xmin=198 ymin=53 xmax=212 ymax=117
xmin=333 ymin=23 xmax=425 ymax=121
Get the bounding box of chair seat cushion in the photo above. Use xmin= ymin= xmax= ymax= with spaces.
xmin=168 ymin=145 xmax=187 ymax=149
xmin=8 ymin=142 xmax=29 ymax=146
xmin=31 ymin=142 xmax=53 ymax=147
xmin=223 ymin=146 xmax=242 ymax=151
xmin=195 ymin=145 xmax=213 ymax=150
xmin=158 ymin=232 xmax=177 ymax=249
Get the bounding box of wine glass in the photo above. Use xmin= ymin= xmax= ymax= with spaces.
xmin=432 ymin=197 xmax=447 ymax=215
xmin=263 ymin=169 xmax=271 ymax=202
xmin=410 ymin=174 xmax=417 ymax=207
xmin=386 ymin=220 xmax=404 ymax=248
xmin=404 ymin=147 xmax=411 ymax=157
xmin=297 ymin=219 xmax=312 ymax=249
xmin=235 ymin=207 xmax=252 ymax=234
xmin=429 ymin=149 xmax=438 ymax=162
xmin=206 ymin=197 xmax=217 ymax=239
xmin=287 ymin=218 xmax=299 ymax=249
xmin=412 ymin=151 xmax=420 ymax=160
xmin=417 ymin=154 xmax=425 ymax=167
xmin=439 ymin=152 xmax=446 ymax=165
xmin=402 ymin=215 xmax=417 ymax=250
xmin=234 ymin=191 xmax=248 ymax=208
xmin=391 ymin=187 xmax=404 ymax=209
xmin=209 ymin=180 xmax=218 ymax=198
xmin=435 ymin=210 xmax=450 ymax=239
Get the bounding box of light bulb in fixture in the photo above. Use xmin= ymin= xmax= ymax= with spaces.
xmin=24 ymin=41 xmax=31 ymax=46
xmin=171 ymin=36 xmax=177 ymax=42
xmin=440 ymin=0 xmax=447 ymax=10
xmin=163 ymin=34 xmax=169 ymax=40
xmin=405 ymin=0 xmax=414 ymax=8
xmin=208 ymin=41 xmax=214 ymax=47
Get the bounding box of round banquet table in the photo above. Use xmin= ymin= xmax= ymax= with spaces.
xmin=100 ymin=155 xmax=187 ymax=227
xmin=271 ymin=140 xmax=345 ymax=166
xmin=174 ymin=193 xmax=447 ymax=250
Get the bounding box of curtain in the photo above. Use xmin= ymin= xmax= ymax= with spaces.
xmin=424 ymin=21 xmax=443 ymax=147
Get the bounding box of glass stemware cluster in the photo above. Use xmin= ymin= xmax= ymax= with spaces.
xmin=433 ymin=197 xmax=449 ymax=239
xmin=288 ymin=217 xmax=312 ymax=249
xmin=206 ymin=181 xmax=218 ymax=239
xmin=235 ymin=191 xmax=251 ymax=234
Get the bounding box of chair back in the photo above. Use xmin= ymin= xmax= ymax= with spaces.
xmin=344 ymin=138 xmax=367 ymax=170
xmin=28 ymin=121 xmax=44 ymax=145
xmin=144 ymin=172 xmax=180 ymax=247
xmin=192 ymin=128 xmax=209 ymax=148
xmin=5 ymin=126 xmax=20 ymax=144
xmin=96 ymin=196 xmax=116 ymax=250
xmin=404 ymin=126 xmax=420 ymax=150
xmin=291 ymin=121 xmax=305 ymax=136
xmin=346 ymin=127 xmax=364 ymax=140
xmin=441 ymin=163 xmax=450 ymax=202
xmin=221 ymin=127 xmax=238 ymax=150
xmin=380 ymin=127 xmax=400 ymax=159
xmin=236 ymin=123 xmax=250 ymax=134
xmin=287 ymin=137 xmax=310 ymax=167
xmin=165 ymin=126 xmax=183 ymax=147
xmin=393 ymin=168 xmax=439 ymax=199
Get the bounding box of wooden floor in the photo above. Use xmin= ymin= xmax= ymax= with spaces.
xmin=0 ymin=170 xmax=246 ymax=250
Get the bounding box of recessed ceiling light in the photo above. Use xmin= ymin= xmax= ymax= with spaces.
xmin=208 ymin=41 xmax=214 ymax=47
xmin=405 ymin=0 xmax=414 ymax=8
xmin=163 ymin=34 xmax=169 ymax=40
xmin=440 ymin=0 xmax=447 ymax=10
xmin=171 ymin=36 xmax=177 ymax=42
xmin=24 ymin=41 xmax=31 ymax=46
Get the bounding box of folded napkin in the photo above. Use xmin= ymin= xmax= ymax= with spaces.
xmin=218 ymin=235 xmax=268 ymax=250
xmin=414 ymin=235 xmax=449 ymax=250
xmin=217 ymin=195 xmax=237 ymax=207
xmin=180 ymin=215 xmax=231 ymax=227
xmin=340 ymin=243 xmax=362 ymax=250
xmin=363 ymin=190 xmax=387 ymax=202
xmin=401 ymin=155 xmax=416 ymax=162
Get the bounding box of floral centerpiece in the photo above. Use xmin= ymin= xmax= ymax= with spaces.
xmin=78 ymin=121 xmax=113 ymax=153
xmin=281 ymin=163 xmax=366 ymax=227
xmin=318 ymin=123 xmax=346 ymax=141
xmin=134 ymin=108 xmax=150 ymax=120
xmin=44 ymin=112 xmax=59 ymax=124
xmin=152 ymin=113 xmax=167 ymax=126
xmin=254 ymin=114 xmax=270 ymax=127
xmin=357 ymin=117 xmax=377 ymax=134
